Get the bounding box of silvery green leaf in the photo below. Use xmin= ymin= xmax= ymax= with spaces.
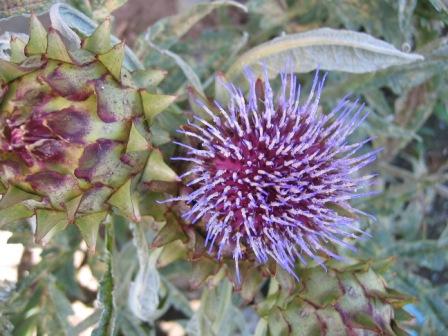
xmin=128 ymin=221 xmax=164 ymax=323
xmin=118 ymin=310 xmax=155 ymax=336
xmin=0 ymin=282 xmax=15 ymax=336
xmin=254 ymin=318 xmax=268 ymax=336
xmin=398 ymin=0 xmax=417 ymax=45
xmin=161 ymin=277 xmax=194 ymax=318
xmin=226 ymin=28 xmax=424 ymax=79
xmin=326 ymin=36 xmax=448 ymax=99
xmin=0 ymin=315 xmax=13 ymax=336
xmin=386 ymin=240 xmax=448 ymax=271
xmin=324 ymin=0 xmax=403 ymax=47
xmin=127 ymin=252 xmax=162 ymax=322
xmin=428 ymin=0 xmax=448 ymax=12
xmin=203 ymin=30 xmax=249 ymax=89
xmin=187 ymin=280 xmax=247 ymax=336
xmin=247 ymin=0 xmax=288 ymax=30
xmin=38 ymin=276 xmax=76 ymax=336
xmin=383 ymin=84 xmax=438 ymax=160
xmin=73 ymin=311 xmax=101 ymax=336
xmin=438 ymin=224 xmax=448 ymax=247
xmin=186 ymin=282 xmax=232 ymax=335
xmin=138 ymin=0 xmax=247 ymax=96
xmin=47 ymin=280 xmax=75 ymax=336
xmin=395 ymin=272 xmax=448 ymax=334
xmin=113 ymin=241 xmax=138 ymax=304
xmin=144 ymin=0 xmax=247 ymax=49
xmin=147 ymin=41 xmax=204 ymax=95
xmin=90 ymin=0 xmax=128 ymax=20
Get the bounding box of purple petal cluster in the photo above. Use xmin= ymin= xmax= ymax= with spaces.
xmin=171 ymin=70 xmax=378 ymax=280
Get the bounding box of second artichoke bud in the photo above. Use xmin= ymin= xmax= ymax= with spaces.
xmin=0 ymin=16 xmax=178 ymax=247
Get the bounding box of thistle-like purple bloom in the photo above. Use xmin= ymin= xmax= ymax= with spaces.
xmin=171 ymin=70 xmax=378 ymax=281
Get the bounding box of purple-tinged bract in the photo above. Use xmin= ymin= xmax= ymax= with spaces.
xmin=173 ymin=70 xmax=378 ymax=280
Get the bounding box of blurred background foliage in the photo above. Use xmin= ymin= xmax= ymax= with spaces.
xmin=0 ymin=0 xmax=447 ymax=335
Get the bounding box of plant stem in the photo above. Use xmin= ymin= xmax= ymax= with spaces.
xmin=92 ymin=221 xmax=116 ymax=336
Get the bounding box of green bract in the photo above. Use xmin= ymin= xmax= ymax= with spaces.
xmin=0 ymin=16 xmax=178 ymax=248
xmin=258 ymin=259 xmax=413 ymax=336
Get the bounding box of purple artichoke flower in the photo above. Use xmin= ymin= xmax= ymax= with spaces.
xmin=170 ymin=70 xmax=378 ymax=281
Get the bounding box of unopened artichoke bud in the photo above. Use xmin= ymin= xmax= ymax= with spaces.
xmin=163 ymin=69 xmax=379 ymax=283
xmin=258 ymin=260 xmax=414 ymax=336
xmin=0 ymin=16 xmax=178 ymax=248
